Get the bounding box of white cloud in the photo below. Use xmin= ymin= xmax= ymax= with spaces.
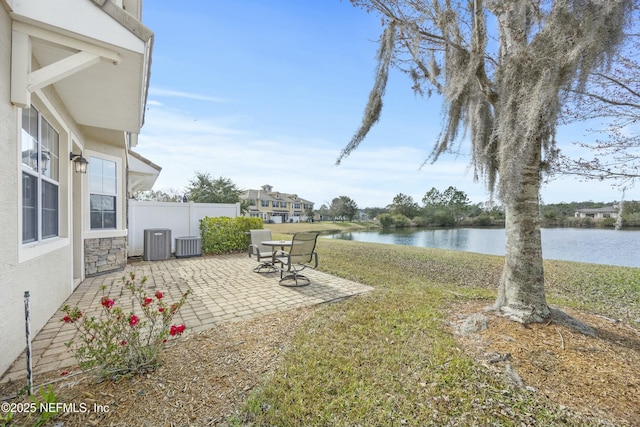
xmin=148 ymin=87 xmax=231 ymax=103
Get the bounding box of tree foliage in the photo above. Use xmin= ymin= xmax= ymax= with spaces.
xmin=421 ymin=186 xmax=471 ymax=225
xmin=341 ymin=0 xmax=634 ymax=322
xmin=329 ymin=196 xmax=359 ymax=221
xmin=388 ymin=193 xmax=420 ymax=218
xmin=184 ymin=172 xmax=242 ymax=204
xmin=135 ymin=189 xmax=184 ymax=202
xmin=340 ymin=196 xmax=360 ymax=221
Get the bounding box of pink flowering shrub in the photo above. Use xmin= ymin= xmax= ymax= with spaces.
xmin=61 ymin=272 xmax=190 ymax=379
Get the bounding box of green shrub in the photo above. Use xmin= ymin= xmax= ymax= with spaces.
xmin=200 ymin=216 xmax=264 ymax=254
xmin=377 ymin=213 xmax=394 ymax=228
xmin=471 ymin=214 xmax=492 ymax=226
xmin=431 ymin=212 xmax=454 ymax=227
xmin=391 ymin=214 xmax=411 ymax=228
xmin=412 ymin=216 xmax=429 ymax=227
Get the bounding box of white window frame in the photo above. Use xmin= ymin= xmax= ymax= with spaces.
xmin=88 ymin=156 xmax=118 ymax=231
xmin=20 ymin=105 xmax=60 ymax=244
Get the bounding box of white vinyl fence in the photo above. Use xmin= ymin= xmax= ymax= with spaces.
xmin=128 ymin=200 xmax=241 ymax=256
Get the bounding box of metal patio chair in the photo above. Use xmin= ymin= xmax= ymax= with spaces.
xmin=274 ymin=232 xmax=319 ymax=286
xmin=248 ymin=229 xmax=277 ymax=273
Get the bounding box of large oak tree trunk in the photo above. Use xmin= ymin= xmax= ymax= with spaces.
xmin=494 ymin=145 xmax=550 ymax=322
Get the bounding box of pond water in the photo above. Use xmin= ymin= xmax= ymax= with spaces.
xmin=324 ymin=228 xmax=640 ymax=268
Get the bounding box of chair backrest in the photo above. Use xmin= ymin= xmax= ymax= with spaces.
xmin=288 ymin=232 xmax=319 ymax=264
xmin=250 ymin=229 xmax=272 ymax=253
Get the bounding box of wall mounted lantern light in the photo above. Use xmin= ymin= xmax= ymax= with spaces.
xmin=70 ymin=152 xmax=89 ymax=174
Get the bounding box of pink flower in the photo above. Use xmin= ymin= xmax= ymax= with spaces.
xmin=170 ymin=324 xmax=186 ymax=336
xmin=142 ymin=297 xmax=153 ymax=307
xmin=129 ymin=314 xmax=139 ymax=327
xmin=60 ymin=370 xmax=69 ymax=376
xmin=62 ymin=315 xmax=72 ymax=323
xmin=155 ymin=291 xmax=164 ymax=300
xmin=158 ymin=307 xmax=164 ymax=313
xmin=120 ymin=340 xmax=127 ymax=346
xmin=101 ymin=297 xmax=115 ymax=309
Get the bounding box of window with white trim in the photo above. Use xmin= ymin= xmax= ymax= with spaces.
xmin=89 ymin=157 xmax=117 ymax=229
xmin=21 ymin=105 xmax=59 ymax=243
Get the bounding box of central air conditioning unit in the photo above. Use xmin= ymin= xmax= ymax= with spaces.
xmin=175 ymin=236 xmax=202 ymax=258
xmin=143 ymin=229 xmax=171 ymax=261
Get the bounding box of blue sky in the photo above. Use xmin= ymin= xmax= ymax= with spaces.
xmin=134 ymin=1 xmax=637 ymax=208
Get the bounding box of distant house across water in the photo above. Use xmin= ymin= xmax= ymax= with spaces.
xmin=574 ymin=206 xmax=619 ymax=219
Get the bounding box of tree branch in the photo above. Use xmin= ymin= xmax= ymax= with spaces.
xmin=337 ymin=22 xmax=396 ymax=164
xmin=574 ymin=90 xmax=640 ymax=110
xmin=592 ymin=72 xmax=640 ymax=100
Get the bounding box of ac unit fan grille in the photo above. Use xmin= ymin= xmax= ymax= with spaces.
xmin=176 ymin=237 xmax=202 ymax=258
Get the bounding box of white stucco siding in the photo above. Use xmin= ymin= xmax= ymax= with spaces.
xmin=0 ymin=4 xmax=17 ymax=263
xmin=0 ymin=248 xmax=72 ymax=377
xmin=0 ymin=4 xmax=21 ymax=377
xmin=0 ymin=5 xmax=74 ymax=377
xmin=1 ymin=0 xmax=153 ymax=377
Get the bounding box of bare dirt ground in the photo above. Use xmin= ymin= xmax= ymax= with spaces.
xmin=1 ymin=303 xmax=639 ymax=426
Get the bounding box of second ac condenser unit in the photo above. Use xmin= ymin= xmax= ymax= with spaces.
xmin=143 ymin=229 xmax=171 ymax=261
xmin=175 ymin=236 xmax=202 ymax=258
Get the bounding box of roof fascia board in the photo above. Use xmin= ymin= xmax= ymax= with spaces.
xmin=90 ymin=0 xmax=152 ymax=43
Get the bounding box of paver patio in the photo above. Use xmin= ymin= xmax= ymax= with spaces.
xmin=0 ymin=253 xmax=373 ymax=385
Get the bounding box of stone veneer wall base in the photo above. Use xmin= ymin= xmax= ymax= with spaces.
xmin=85 ymin=237 xmax=127 ymax=277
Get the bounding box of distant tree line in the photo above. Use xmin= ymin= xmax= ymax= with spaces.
xmin=135 ymin=174 xmax=639 ymax=229
xmin=324 ymin=186 xmax=639 ymax=230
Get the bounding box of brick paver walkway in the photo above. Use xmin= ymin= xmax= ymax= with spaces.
xmin=1 ymin=254 xmax=373 ymax=384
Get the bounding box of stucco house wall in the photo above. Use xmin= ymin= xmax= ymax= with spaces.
xmin=0 ymin=0 xmax=157 ymax=377
xmin=0 ymin=4 xmax=76 ymax=379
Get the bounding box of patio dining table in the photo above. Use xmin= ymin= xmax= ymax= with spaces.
xmin=259 ymin=240 xmax=292 ymax=272
xmin=261 ymin=240 xmax=293 ymax=251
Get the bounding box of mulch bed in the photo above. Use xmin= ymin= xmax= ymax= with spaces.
xmin=452 ymin=303 xmax=640 ymax=426
xmin=2 ymin=303 xmax=639 ymax=426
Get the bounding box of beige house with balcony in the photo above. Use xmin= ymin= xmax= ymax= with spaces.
xmin=0 ymin=0 xmax=158 ymax=377
xmin=241 ymin=185 xmax=314 ymax=223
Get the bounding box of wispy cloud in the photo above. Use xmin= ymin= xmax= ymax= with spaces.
xmin=148 ymin=87 xmax=231 ymax=103
xmin=138 ymin=91 xmax=636 ymax=207
xmin=136 ymin=103 xmax=492 ymax=207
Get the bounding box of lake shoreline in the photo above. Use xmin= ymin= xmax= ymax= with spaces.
xmin=325 ymin=226 xmax=640 ymax=268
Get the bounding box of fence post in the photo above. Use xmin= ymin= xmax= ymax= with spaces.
xmin=24 ymin=291 xmax=33 ymax=395
xmin=189 ymin=201 xmax=197 ymax=236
